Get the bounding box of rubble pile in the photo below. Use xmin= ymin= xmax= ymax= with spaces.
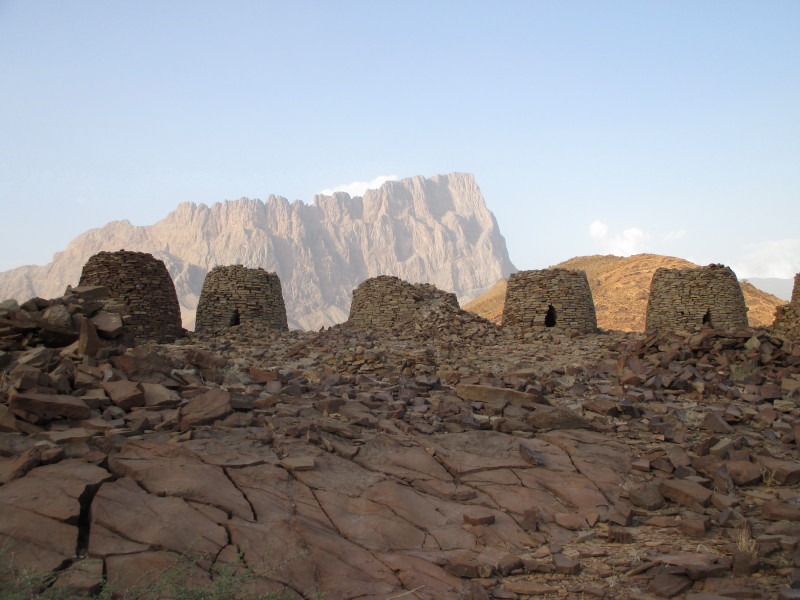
xmin=0 ymin=285 xmax=134 ymax=357
xmin=1 ymin=302 xmax=800 ymax=598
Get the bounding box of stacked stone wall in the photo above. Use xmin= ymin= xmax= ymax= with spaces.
xmin=78 ymin=250 xmax=182 ymax=342
xmin=773 ymin=273 xmax=800 ymax=340
xmin=195 ymin=265 xmax=288 ymax=333
xmin=502 ymin=269 xmax=597 ymax=333
xmin=645 ymin=264 xmax=748 ymax=332
xmin=347 ymin=275 xmax=459 ymax=330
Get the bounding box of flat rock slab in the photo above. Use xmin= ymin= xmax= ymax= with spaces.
xmin=228 ymin=517 xmax=402 ymax=599
xmin=101 ymin=380 xmax=145 ymax=410
xmin=455 ymin=384 xmax=541 ymax=407
xmin=433 ymin=430 xmax=531 ymax=474
xmin=279 ymin=456 xmax=315 ymax=471
xmin=0 ymin=459 xmax=111 ymax=521
xmin=90 ymin=477 xmax=227 ymax=560
xmin=353 ymin=433 xmax=451 ymax=481
xmin=659 ymin=478 xmax=713 ymax=508
xmin=9 ymin=392 xmax=91 ymax=421
xmin=177 ymin=388 xmax=232 ymax=431
xmin=107 ymin=439 xmax=253 ymax=520
xmin=527 ymin=405 xmax=593 ymax=430
xmin=539 ymin=429 xmax=632 ymax=499
xmin=762 ymin=501 xmax=800 ymax=521
xmin=0 ymin=503 xmax=77 ymax=571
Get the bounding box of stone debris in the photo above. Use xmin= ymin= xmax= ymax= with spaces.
xmin=646 ymin=264 xmax=749 ymax=332
xmin=195 ymin=264 xmax=288 ymax=333
xmin=1 ymin=289 xmax=799 ymax=599
xmin=502 ymin=268 xmax=598 ymax=334
xmin=78 ymin=250 xmax=183 ymax=343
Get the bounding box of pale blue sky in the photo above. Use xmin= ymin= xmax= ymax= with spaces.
xmin=1 ymin=1 xmax=798 ymax=278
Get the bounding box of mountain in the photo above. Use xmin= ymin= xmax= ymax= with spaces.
xmin=0 ymin=173 xmax=515 ymax=330
xmin=745 ymin=277 xmax=794 ymax=302
xmin=462 ymin=254 xmax=787 ymax=331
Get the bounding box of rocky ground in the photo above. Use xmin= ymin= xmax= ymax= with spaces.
xmin=1 ymin=289 xmax=800 ymax=599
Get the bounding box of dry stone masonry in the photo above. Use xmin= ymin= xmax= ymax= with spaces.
xmin=501 ymin=269 xmax=597 ymax=333
xmin=346 ymin=275 xmax=459 ymax=330
xmin=645 ymin=264 xmax=748 ymax=332
xmin=773 ymin=273 xmax=800 ymax=340
xmin=78 ymin=250 xmax=183 ymax=343
xmin=194 ymin=265 xmax=288 ymax=333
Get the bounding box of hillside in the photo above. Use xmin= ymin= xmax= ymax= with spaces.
xmin=0 ymin=173 xmax=515 ymax=330
xmin=463 ymin=253 xmax=787 ymax=331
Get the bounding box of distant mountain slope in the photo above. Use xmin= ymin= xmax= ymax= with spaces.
xmin=746 ymin=277 xmax=794 ymax=302
xmin=0 ymin=173 xmax=515 ymax=330
xmin=463 ymin=254 xmax=787 ymax=331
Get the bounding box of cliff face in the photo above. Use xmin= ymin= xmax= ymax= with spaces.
xmin=0 ymin=173 xmax=515 ymax=330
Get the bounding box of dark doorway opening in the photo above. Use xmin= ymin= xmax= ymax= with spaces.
xmin=545 ymin=304 xmax=557 ymax=327
xmin=229 ymin=308 xmax=240 ymax=327
xmin=702 ymin=309 xmax=711 ymax=326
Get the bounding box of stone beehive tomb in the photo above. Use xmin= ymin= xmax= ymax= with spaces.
xmin=772 ymin=273 xmax=800 ymax=340
xmin=501 ymin=269 xmax=597 ymax=333
xmin=347 ymin=275 xmax=459 ymax=330
xmin=645 ymin=264 xmax=748 ymax=332
xmin=78 ymin=250 xmax=183 ymax=342
xmin=195 ymin=265 xmax=288 ymax=333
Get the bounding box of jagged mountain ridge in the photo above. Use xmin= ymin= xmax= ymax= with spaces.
xmin=462 ymin=254 xmax=787 ymax=331
xmin=0 ymin=173 xmax=516 ymax=330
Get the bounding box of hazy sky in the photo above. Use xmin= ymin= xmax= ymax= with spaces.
xmin=1 ymin=1 xmax=798 ymax=279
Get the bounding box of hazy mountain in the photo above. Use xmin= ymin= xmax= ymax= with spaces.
xmin=0 ymin=173 xmax=515 ymax=330
xmin=745 ymin=277 xmax=794 ymax=302
xmin=463 ymin=254 xmax=787 ymax=331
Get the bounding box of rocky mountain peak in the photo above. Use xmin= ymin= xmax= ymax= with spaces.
xmin=0 ymin=172 xmax=515 ymax=330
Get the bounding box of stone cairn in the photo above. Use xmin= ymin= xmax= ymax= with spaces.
xmin=773 ymin=273 xmax=800 ymax=340
xmin=195 ymin=265 xmax=288 ymax=333
xmin=346 ymin=275 xmax=459 ymax=330
xmin=78 ymin=250 xmax=183 ymax=343
xmin=501 ymin=269 xmax=598 ymax=334
xmin=645 ymin=264 xmax=748 ymax=332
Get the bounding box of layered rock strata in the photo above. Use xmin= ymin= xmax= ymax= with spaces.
xmin=195 ymin=265 xmax=287 ymax=333
xmin=502 ymin=269 xmax=597 ymax=333
xmin=78 ymin=251 xmax=182 ymax=343
xmin=646 ymin=264 xmax=749 ymax=332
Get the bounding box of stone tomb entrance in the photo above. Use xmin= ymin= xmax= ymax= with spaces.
xmin=501 ymin=269 xmax=597 ymax=334
xmin=195 ymin=265 xmax=288 ymax=333
xmin=78 ymin=250 xmax=183 ymax=343
xmin=645 ymin=264 xmax=749 ymax=332
xmin=347 ymin=275 xmax=459 ymax=330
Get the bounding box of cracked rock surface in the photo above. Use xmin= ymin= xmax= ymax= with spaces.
xmin=2 ymin=295 xmax=800 ymax=599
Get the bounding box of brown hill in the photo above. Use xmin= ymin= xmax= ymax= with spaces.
xmin=462 ymin=253 xmax=787 ymax=331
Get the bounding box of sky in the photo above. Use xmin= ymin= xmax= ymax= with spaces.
xmin=1 ymin=1 xmax=799 ymax=281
